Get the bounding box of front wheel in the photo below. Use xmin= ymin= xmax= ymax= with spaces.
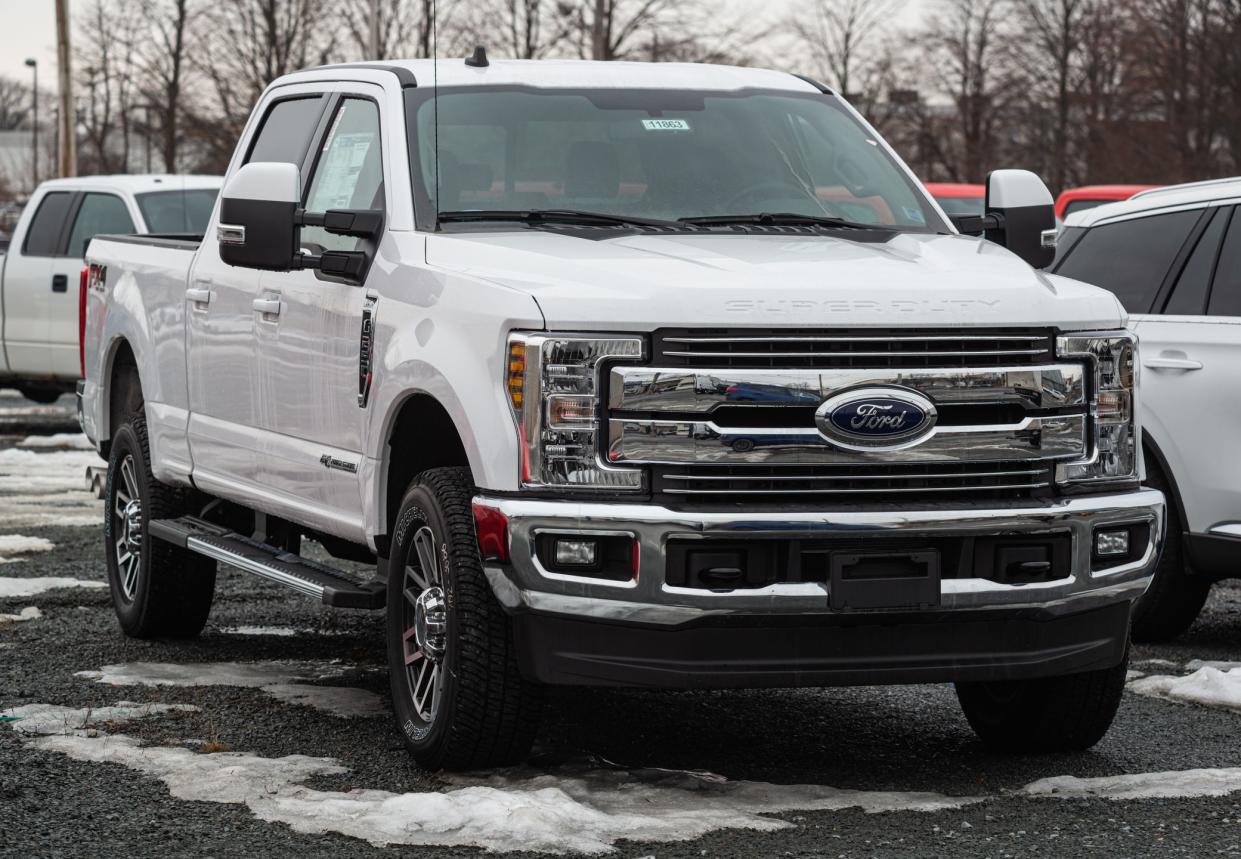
xmin=386 ymin=467 xmax=542 ymax=771
xmin=956 ymin=653 xmax=1128 ymax=752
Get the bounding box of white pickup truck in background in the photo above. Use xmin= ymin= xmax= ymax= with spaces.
xmin=0 ymin=174 xmax=220 ymax=402
xmin=81 ymin=58 xmax=1163 ymax=771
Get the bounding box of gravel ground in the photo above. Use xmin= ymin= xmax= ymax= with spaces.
xmin=5 ymin=393 xmax=1241 ymax=858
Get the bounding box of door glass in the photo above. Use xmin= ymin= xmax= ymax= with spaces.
xmin=246 ymin=96 xmax=325 ymax=166
xmin=1208 ymin=209 xmax=1241 ymax=317
xmin=302 ymin=99 xmax=384 ymax=252
xmin=21 ymin=192 xmax=74 ymax=256
xmin=1054 ymin=210 xmax=1199 ymax=312
xmin=1165 ymin=208 xmax=1225 ymax=315
xmin=65 ymin=193 xmax=136 ymax=258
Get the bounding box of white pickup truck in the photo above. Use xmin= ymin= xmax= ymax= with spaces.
xmin=81 ymin=57 xmax=1164 ymax=770
xmin=1 ymin=174 xmax=220 ymax=402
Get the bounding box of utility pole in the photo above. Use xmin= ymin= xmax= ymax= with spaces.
xmin=24 ymin=59 xmax=37 ymax=190
xmin=370 ymin=0 xmax=382 ymax=59
xmin=55 ymin=0 xmax=76 ymax=178
xmin=592 ymin=0 xmax=607 ymax=60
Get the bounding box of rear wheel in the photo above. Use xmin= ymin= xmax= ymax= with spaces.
xmin=104 ymin=386 xmax=215 ymax=638
xmin=956 ymin=653 xmax=1129 ymax=752
xmin=386 ymin=467 xmax=541 ymax=771
xmin=1131 ymin=454 xmax=1210 ymax=642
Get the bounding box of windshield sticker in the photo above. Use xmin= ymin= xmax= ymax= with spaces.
xmin=642 ymin=119 xmax=691 ymax=132
xmin=902 ymin=207 xmax=927 ymax=225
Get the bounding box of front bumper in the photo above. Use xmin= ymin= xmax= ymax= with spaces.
xmin=478 ymin=489 xmax=1164 ymax=687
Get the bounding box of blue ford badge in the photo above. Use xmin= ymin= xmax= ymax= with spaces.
xmin=815 ymin=387 xmax=937 ymax=451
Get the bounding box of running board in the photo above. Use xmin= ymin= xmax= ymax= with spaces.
xmin=148 ymin=516 xmax=385 ymax=609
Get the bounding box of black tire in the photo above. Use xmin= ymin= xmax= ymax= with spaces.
xmin=1131 ymin=454 xmax=1210 ymax=642
xmin=956 ymin=653 xmax=1129 ymax=752
xmin=18 ymin=385 xmax=63 ymax=404
xmin=386 ymin=467 xmax=541 ymax=771
xmin=104 ymin=392 xmax=215 ymax=638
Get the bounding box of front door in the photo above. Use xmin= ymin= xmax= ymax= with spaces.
xmin=2 ymin=189 xmax=74 ymax=377
xmin=252 ymin=92 xmax=386 ymax=540
xmin=186 ymin=93 xmax=330 ymax=499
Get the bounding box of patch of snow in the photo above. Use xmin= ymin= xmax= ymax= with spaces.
xmin=1128 ymin=665 xmax=1241 ymax=713
xmin=1019 ymin=767 xmax=1241 ymax=801
xmin=0 ymin=534 xmax=55 ymax=563
xmin=3 ymin=701 xmax=199 ymax=736
xmin=0 ymin=605 xmax=42 ymax=623
xmin=77 ymin=661 xmax=382 ymax=719
xmin=0 ymin=449 xmax=103 ymax=528
xmin=216 ymin=625 xmax=299 ymax=637
xmin=0 ymin=576 xmax=105 ymax=598
xmin=1125 ymin=670 xmax=1144 ymax=682
xmin=1185 ymin=660 xmax=1241 ymax=673
xmin=18 ymin=433 xmax=94 ymax=450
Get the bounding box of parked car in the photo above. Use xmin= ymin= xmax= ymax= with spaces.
xmin=924 ymin=182 xmax=985 ymax=217
xmin=1055 ymin=185 xmax=1159 ymax=223
xmin=0 ymin=174 xmax=221 ymax=402
xmin=81 ymin=58 xmax=1162 ymax=770
xmin=1052 ymin=176 xmax=1241 ymax=640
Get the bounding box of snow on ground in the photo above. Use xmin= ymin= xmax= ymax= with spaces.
xmin=0 ymin=448 xmax=102 ymax=527
xmin=0 ymin=534 xmax=54 ymax=562
xmin=1128 ymin=664 xmax=1241 ymax=713
xmin=1019 ymin=767 xmax=1241 ymax=801
xmin=212 ymin=625 xmax=350 ymax=637
xmin=5 ymin=706 xmax=977 ymax=855
xmin=17 ymin=433 xmax=95 ymax=450
xmin=0 ymin=576 xmax=105 ymax=598
xmin=3 ymin=702 xmax=199 ymax=736
xmin=0 ymin=606 xmax=42 ymax=623
xmin=76 ymin=661 xmax=385 ymax=719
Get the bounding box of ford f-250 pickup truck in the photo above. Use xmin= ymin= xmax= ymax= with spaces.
xmin=81 ymin=57 xmax=1164 ymax=770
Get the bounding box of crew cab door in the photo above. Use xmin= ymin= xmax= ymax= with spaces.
xmin=186 ymin=93 xmax=330 ymax=496
xmin=252 ymin=89 xmax=385 ymax=538
xmin=2 ymin=189 xmax=75 ymax=376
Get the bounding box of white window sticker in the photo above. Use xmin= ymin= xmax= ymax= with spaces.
xmin=642 ymin=118 xmax=691 ymax=132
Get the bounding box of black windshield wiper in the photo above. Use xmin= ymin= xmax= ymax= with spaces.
xmin=678 ymin=212 xmax=894 ymax=231
xmin=437 ymin=209 xmax=680 ymax=229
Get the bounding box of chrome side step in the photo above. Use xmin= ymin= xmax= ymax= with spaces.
xmin=148 ymin=516 xmax=385 ymax=609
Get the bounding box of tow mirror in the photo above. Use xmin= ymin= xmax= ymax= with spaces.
xmin=949 ymin=169 xmax=1056 ymax=269
xmin=218 ymin=162 xmax=301 ymax=271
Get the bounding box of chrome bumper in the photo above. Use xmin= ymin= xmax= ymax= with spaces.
xmin=478 ymin=489 xmax=1164 ymax=627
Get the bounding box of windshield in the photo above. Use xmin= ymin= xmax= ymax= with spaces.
xmin=136 ymin=188 xmax=219 ymax=235
xmin=409 ymin=87 xmax=945 ymax=232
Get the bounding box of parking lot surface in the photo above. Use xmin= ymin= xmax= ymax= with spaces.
xmin=5 ymin=392 xmax=1241 ymax=858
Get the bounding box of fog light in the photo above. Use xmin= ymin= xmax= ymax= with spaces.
xmin=1095 ymin=529 xmax=1130 ymax=557
xmin=554 ymin=538 xmax=598 ymax=566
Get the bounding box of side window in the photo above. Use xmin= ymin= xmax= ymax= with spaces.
xmin=65 ymin=193 xmax=136 ymax=258
xmin=301 ymin=98 xmax=383 ymax=252
xmin=21 ymin=191 xmax=74 ymax=256
xmin=246 ymin=96 xmax=326 ymax=166
xmin=1208 ymin=208 xmax=1241 ymax=317
xmin=1054 ymin=210 xmax=1200 ymax=312
xmin=1164 ymin=208 xmax=1224 ymax=315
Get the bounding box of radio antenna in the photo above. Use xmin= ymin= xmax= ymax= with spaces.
xmin=432 ymin=0 xmax=440 ymax=230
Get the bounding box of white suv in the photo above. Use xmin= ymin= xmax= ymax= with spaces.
xmin=1053 ymin=178 xmax=1241 ymax=640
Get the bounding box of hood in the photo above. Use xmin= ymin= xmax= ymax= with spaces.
xmin=426 ymin=229 xmax=1125 ymax=331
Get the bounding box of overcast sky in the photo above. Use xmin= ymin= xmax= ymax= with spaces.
xmin=0 ymin=0 xmax=929 ymax=87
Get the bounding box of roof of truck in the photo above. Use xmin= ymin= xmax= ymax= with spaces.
xmin=35 ymin=174 xmax=222 ymax=195
xmin=1064 ymin=176 xmax=1241 ymax=228
xmin=286 ymin=58 xmax=826 ymax=94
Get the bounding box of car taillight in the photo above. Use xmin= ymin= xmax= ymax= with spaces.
xmin=78 ymin=266 xmax=89 ymax=378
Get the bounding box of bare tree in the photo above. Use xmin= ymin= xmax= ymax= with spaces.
xmin=77 ymin=0 xmax=143 ymax=174
xmin=136 ymin=0 xmax=194 ymax=172
xmin=0 ymin=78 xmax=32 ymax=131
xmin=789 ymin=0 xmax=904 ymax=99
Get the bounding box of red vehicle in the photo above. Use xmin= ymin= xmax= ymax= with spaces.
xmin=924 ymin=182 xmax=985 ymax=217
xmin=1054 ymin=185 xmax=1159 ymax=221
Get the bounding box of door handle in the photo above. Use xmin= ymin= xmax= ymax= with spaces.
xmin=52 ymin=274 xmax=68 ymax=293
xmin=186 ymin=288 xmax=212 ymax=305
xmin=1144 ymin=352 xmax=1203 ymax=371
xmin=252 ymin=297 xmax=282 ymax=317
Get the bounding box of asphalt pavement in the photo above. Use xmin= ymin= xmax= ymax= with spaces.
xmin=4 ymin=390 xmax=1241 ymax=858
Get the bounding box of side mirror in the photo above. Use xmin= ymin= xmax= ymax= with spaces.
xmin=983 ymin=169 xmax=1056 ymax=269
xmin=218 ymin=162 xmax=301 ymax=271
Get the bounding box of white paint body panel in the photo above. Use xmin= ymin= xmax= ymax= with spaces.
xmin=82 ymin=60 xmax=1128 ymax=549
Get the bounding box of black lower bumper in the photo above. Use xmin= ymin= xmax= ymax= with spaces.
xmin=512 ymin=601 xmax=1132 ymax=688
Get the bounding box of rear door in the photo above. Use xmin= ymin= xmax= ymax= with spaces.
xmin=186 ymin=93 xmax=329 ymax=497
xmin=252 ymin=88 xmax=385 ymax=539
xmin=2 ymin=189 xmax=75 ymax=376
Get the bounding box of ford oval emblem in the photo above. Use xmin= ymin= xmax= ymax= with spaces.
xmin=815 ymin=387 xmax=938 ymax=451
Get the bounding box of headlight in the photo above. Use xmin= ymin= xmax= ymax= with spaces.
xmin=507 ymin=332 xmax=644 ymax=491
xmin=1055 ymin=331 xmax=1138 ymax=487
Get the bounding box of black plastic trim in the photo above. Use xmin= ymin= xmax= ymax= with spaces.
xmin=791 ymin=73 xmax=837 ymax=95
xmin=313 ymin=63 xmax=418 ymax=88
xmin=1187 ymin=533 xmax=1241 ymax=580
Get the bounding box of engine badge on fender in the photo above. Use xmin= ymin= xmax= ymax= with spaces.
xmin=815 ymin=386 xmax=938 ymax=452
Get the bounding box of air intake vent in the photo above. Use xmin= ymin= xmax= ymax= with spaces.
xmin=651 ymin=328 xmax=1056 ymax=369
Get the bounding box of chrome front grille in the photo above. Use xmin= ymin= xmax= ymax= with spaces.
xmin=653 ymin=462 xmax=1055 ymax=500
xmin=652 ymin=328 xmax=1056 ymax=369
